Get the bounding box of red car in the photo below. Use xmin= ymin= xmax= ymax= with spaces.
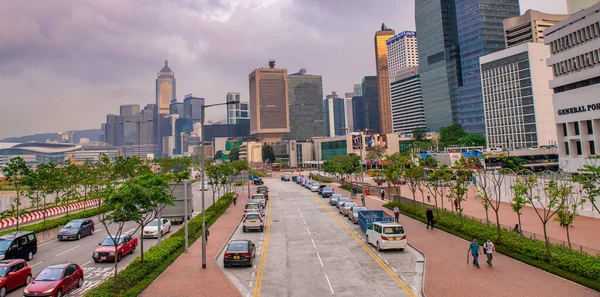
xmin=23 ymin=262 xmax=83 ymax=297
xmin=92 ymin=234 xmax=137 ymax=262
xmin=0 ymin=259 xmax=32 ymax=297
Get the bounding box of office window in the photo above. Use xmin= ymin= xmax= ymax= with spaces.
xmin=576 ymin=141 xmax=582 ymax=155
xmin=590 ymin=141 xmax=596 ymax=156
xmin=562 ymin=123 xmax=568 ymax=136
xmin=574 ymin=122 xmax=580 ymax=136
xmin=588 ymin=120 xmax=594 ymax=135
xmin=565 ymin=142 xmax=570 ymax=155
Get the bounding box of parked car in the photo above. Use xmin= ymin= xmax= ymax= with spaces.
xmin=223 ymin=240 xmax=256 ymax=268
xmin=365 ymin=222 xmax=407 ymax=251
xmin=329 ymin=195 xmax=341 ymax=206
xmin=317 ymin=185 xmax=328 ymax=195
xmin=251 ymin=194 xmax=267 ymax=208
xmin=0 ymin=259 xmax=32 ymax=296
xmin=350 ymin=206 xmax=367 ymax=223
xmin=336 ymin=197 xmax=351 ymax=209
xmin=337 ymin=200 xmax=353 ymax=213
xmin=281 ymin=174 xmax=291 ymax=181
xmin=321 ymin=187 xmax=334 ymax=198
xmin=253 ymin=177 xmax=264 ymax=185
xmin=242 ymin=212 xmax=264 ymax=232
xmin=256 ymin=186 xmax=269 ymax=199
xmin=244 ymin=202 xmax=263 ymax=215
xmin=23 ymin=262 xmax=83 ymax=297
xmin=341 ymin=202 xmax=357 ymax=216
xmin=0 ymin=232 xmax=37 ymax=261
xmin=143 ymin=218 xmax=171 ymax=239
xmin=310 ymin=183 xmax=320 ymax=192
xmin=92 ymin=235 xmax=138 ymax=263
xmin=291 ymin=176 xmax=299 ymax=182
xmin=57 ymin=219 xmax=94 ymax=241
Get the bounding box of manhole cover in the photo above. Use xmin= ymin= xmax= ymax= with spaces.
xmin=272 ymin=220 xmax=280 ymax=222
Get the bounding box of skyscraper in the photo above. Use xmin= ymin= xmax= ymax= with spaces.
xmin=285 ymin=68 xmax=325 ymax=141
xmin=352 ymin=96 xmax=366 ymax=131
xmin=415 ymin=0 xmax=462 ymax=132
xmin=183 ymin=97 xmax=205 ymax=124
xmin=374 ymin=23 xmax=396 ymax=134
xmin=156 ymin=60 xmax=176 ymax=115
xmin=456 ymin=0 xmax=520 ymax=134
xmin=169 ymin=102 xmax=184 ymax=118
xmin=387 ymin=31 xmax=419 ymax=76
xmin=362 ymin=76 xmax=381 ymax=133
xmin=249 ymin=60 xmax=290 ymax=143
xmin=323 ymin=92 xmax=346 ymax=137
xmin=503 ymin=10 xmax=569 ymax=48
xmin=226 ymin=92 xmax=250 ymax=124
xmin=353 ymin=84 xmax=363 ymax=97
xmin=390 ymin=67 xmax=426 ymax=134
xmin=567 ymin=0 xmax=600 ymax=13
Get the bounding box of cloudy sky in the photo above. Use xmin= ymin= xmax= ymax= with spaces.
xmin=0 ymin=0 xmax=567 ymax=139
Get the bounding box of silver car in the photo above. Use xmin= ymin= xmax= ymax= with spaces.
xmin=341 ymin=202 xmax=357 ymax=216
xmin=350 ymin=206 xmax=367 ymax=223
xmin=336 ymin=197 xmax=351 ymax=209
xmin=329 ymin=195 xmax=341 ymax=206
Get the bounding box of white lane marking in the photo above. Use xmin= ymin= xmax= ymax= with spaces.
xmin=311 ymin=238 xmax=316 ymax=248
xmin=56 ymin=245 xmax=81 ymax=257
xmin=254 ymin=265 xmax=257 ymax=269
xmin=377 ymin=253 xmax=382 ymax=258
xmin=30 ymin=261 xmax=43 ymax=268
xmin=81 ymin=260 xmax=92 ymax=267
xmin=125 ymin=228 xmax=136 ymax=234
xmin=299 ymin=212 xmax=303 ymax=218
xmin=303 ymin=219 xmax=307 ymax=226
xmin=306 ymin=227 xmax=311 ymax=235
xmin=325 ymin=273 xmax=335 ymax=295
xmin=252 ymin=272 xmax=255 ymax=277
xmin=257 ymin=251 xmax=260 ymax=255
xmin=410 ymin=285 xmax=417 ymax=291
xmin=94 ymin=229 xmax=102 ymax=233
xmin=294 ymin=202 xmax=297 ymax=205
xmin=249 ymin=281 xmax=253 ymax=287
xmin=39 ymin=240 xmax=57 ymax=247
xmin=384 ymin=260 xmax=389 ymax=264
xmin=401 ymin=275 xmax=406 ymax=280
xmin=247 ymin=293 xmax=250 ymax=297
xmin=317 ymin=252 xmax=324 ymax=267
xmin=392 ymin=267 xmax=397 ymax=272
xmin=297 ymin=207 xmax=301 ymax=212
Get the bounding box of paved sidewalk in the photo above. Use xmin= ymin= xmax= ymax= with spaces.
xmin=329 ymin=182 xmax=600 ymax=297
xmin=140 ymin=191 xmax=248 ymax=297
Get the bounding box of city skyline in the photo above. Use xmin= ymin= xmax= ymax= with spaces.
xmin=0 ymin=0 xmax=567 ymax=139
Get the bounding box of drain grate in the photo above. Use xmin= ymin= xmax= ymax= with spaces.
xmin=272 ymin=220 xmax=280 ymax=222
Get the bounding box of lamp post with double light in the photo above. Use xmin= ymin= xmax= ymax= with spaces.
xmin=200 ymin=99 xmax=239 ymax=269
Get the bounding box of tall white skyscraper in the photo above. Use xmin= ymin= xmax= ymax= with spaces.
xmin=386 ymin=31 xmax=419 ymax=77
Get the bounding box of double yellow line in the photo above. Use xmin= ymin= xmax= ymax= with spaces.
xmin=309 ymin=193 xmax=418 ymax=297
xmin=252 ymin=197 xmax=272 ymax=297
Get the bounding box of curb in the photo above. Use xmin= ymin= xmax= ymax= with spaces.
xmin=213 ymin=205 xmax=244 ymax=262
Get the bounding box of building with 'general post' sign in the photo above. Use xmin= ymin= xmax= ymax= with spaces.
xmin=545 ymin=2 xmax=600 ymax=172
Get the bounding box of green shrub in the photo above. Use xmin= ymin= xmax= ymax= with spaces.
xmin=248 ymin=169 xmax=267 ymax=177
xmin=383 ymin=201 xmax=600 ymax=291
xmin=235 ymin=181 xmax=243 ymax=186
xmin=340 ymin=184 xmax=362 ymax=193
xmin=311 ymin=175 xmax=332 ymax=183
xmin=0 ymin=205 xmax=110 ymax=236
xmin=85 ymin=193 xmax=235 ymax=297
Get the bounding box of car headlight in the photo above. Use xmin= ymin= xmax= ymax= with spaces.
xmin=43 ymin=287 xmax=55 ymax=293
xmin=23 ymin=288 xmax=29 ymax=294
xmin=109 ymin=251 xmax=115 ymax=256
xmin=93 ymin=252 xmax=98 ymax=257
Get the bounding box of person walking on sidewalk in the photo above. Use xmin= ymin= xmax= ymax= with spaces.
xmin=426 ymin=207 xmax=434 ymax=229
xmin=483 ymin=238 xmax=496 ymax=267
xmin=454 ymin=199 xmax=459 ymax=212
xmin=380 ymin=188 xmax=385 ymax=200
xmin=233 ymin=194 xmax=237 ymax=206
xmin=352 ymin=186 xmax=358 ymax=199
xmin=394 ymin=206 xmax=400 ymax=222
xmin=468 ymin=237 xmax=482 ymax=268
xmin=204 ymin=228 xmax=210 ymax=243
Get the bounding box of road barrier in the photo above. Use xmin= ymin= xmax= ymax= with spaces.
xmin=0 ymin=199 xmax=102 ymax=229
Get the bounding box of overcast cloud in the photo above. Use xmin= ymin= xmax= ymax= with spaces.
xmin=0 ymin=0 xmax=567 ymax=139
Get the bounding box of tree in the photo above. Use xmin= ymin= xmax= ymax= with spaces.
xmin=412 ymin=127 xmax=427 ymax=142
xmin=382 ymin=153 xmax=410 ymax=201
xmin=425 ymin=164 xmax=453 ymax=215
xmin=2 ymin=157 xmax=30 ymax=230
xmin=501 ymin=156 xmax=525 ymax=172
xmin=79 ymin=160 xmax=97 ymax=210
xmin=473 ymin=164 xmax=506 ymax=241
xmin=206 ymin=164 xmax=224 ymax=205
xmin=404 ymin=161 xmax=425 ymax=207
xmin=440 ymin=125 xmax=468 ymax=147
xmin=62 ymin=162 xmax=82 ymax=218
xmin=419 ymin=156 xmax=438 ymax=168
xmin=365 ymin=145 xmax=386 ymax=165
xmin=574 ymin=155 xmax=600 ymax=214
xmin=554 ymin=188 xmax=583 ymax=250
xmin=229 ymin=147 xmax=241 ymax=162
xmin=460 ymin=134 xmax=486 ymax=147
xmin=449 ymin=157 xmax=474 ymax=223
xmin=510 ymin=175 xmax=527 ymax=236
xmin=261 ymin=144 xmax=276 ymax=163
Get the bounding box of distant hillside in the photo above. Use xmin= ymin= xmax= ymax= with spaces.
xmin=1 ymin=129 xmax=101 ymax=143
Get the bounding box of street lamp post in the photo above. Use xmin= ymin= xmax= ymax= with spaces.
xmin=201 ymin=100 xmax=239 ymax=269
xmin=184 ymin=179 xmax=189 ymax=252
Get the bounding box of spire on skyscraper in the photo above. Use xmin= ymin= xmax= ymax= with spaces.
xmin=159 ymin=60 xmax=173 ymax=74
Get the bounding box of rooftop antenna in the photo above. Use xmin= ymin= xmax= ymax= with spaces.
xmin=165 ymin=46 xmax=168 ymax=61
xmin=268 ymin=60 xmax=276 ymax=69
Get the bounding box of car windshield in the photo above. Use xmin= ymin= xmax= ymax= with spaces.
xmin=227 ymin=243 xmax=248 ymax=252
xmin=323 ymin=187 xmax=333 ymax=191
xmin=345 ymin=203 xmax=356 ymax=208
xmin=0 ymin=240 xmax=12 ymax=252
xmin=246 ymin=204 xmax=259 ymax=209
xmin=147 ymin=220 xmax=160 ymax=226
xmin=332 ymin=194 xmax=341 ymax=199
xmin=312 ymin=184 xmax=320 ymax=187
xmin=383 ymin=226 xmax=404 ymax=235
xmin=353 ymin=207 xmax=367 ymax=213
xmin=36 ymin=268 xmax=63 ymax=281
xmin=339 ymin=198 xmax=350 ymax=203
xmin=64 ymin=222 xmax=82 ymax=229
xmin=101 ymin=237 xmax=123 ymax=246
xmin=0 ymin=266 xmax=9 ymax=277
xmin=246 ymin=214 xmax=260 ymax=220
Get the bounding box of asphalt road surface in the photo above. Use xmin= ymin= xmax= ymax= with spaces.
xmin=6 ymin=181 xmax=220 ymax=297
xmin=219 ymin=179 xmax=424 ymax=297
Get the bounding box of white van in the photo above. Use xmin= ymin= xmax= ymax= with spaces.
xmin=365 ymin=222 xmax=407 ymax=251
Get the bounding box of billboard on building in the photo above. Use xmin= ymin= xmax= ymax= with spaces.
xmin=376 ymin=134 xmax=388 ymax=149
xmin=352 ymin=134 xmax=363 ymax=149
xmin=449 ymin=153 xmax=462 ymax=167
xmin=365 ymin=133 xmax=376 ymax=151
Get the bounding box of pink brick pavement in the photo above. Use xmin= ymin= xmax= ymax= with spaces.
xmin=140 ymin=190 xmax=249 ymax=297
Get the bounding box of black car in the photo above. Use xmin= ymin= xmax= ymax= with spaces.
xmin=223 ymin=240 xmax=256 ymax=268
xmin=281 ymin=174 xmax=291 ymax=181
xmin=0 ymin=232 xmax=37 ymax=261
xmin=321 ymin=187 xmax=334 ymax=198
xmin=58 ymin=219 xmax=95 ymax=241
xmin=253 ymin=177 xmax=264 ymax=185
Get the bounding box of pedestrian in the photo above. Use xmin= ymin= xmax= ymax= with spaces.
xmin=204 ymin=228 xmax=210 ymax=243
xmin=483 ymin=238 xmax=496 ymax=268
xmin=380 ymin=188 xmax=385 ymax=200
xmin=427 ymin=194 xmax=431 ymax=202
xmin=394 ymin=205 xmax=400 ymax=222
xmin=352 ymin=186 xmax=357 ymax=199
xmin=426 ymin=207 xmax=434 ymax=229
xmin=454 ymin=199 xmax=459 ymax=212
xmin=513 ymin=224 xmax=520 ymax=234
xmin=467 ymin=237 xmax=481 ymax=268
xmin=233 ymin=194 xmax=237 ymax=206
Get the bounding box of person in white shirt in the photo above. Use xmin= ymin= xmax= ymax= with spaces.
xmin=393 ymin=206 xmax=400 ymax=222
xmin=483 ymin=239 xmax=496 ymax=268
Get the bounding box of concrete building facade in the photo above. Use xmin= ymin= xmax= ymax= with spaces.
xmin=503 ymin=10 xmax=570 ymax=48
xmin=567 ymin=0 xmax=600 ymax=14
xmin=374 ymin=23 xmax=396 ymax=134
xmin=390 ymin=66 xmax=427 ymax=134
xmin=387 ymin=31 xmax=419 ymax=76
xmin=323 ymin=93 xmax=346 ymax=137
xmin=362 ymin=76 xmax=381 ymax=133
xmin=285 ymin=68 xmax=325 ymax=141
xmin=226 ymin=92 xmax=250 ymax=124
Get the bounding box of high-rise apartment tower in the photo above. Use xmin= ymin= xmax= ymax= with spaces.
xmin=374 ymin=23 xmax=396 ymax=134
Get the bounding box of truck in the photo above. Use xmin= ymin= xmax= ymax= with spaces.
xmin=358 ymin=210 xmax=394 ymax=233
xmin=162 ymin=182 xmax=194 ymax=225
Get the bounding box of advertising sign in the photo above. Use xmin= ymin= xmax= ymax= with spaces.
xmin=352 ymin=134 xmax=363 ymax=149
xmin=184 ymin=93 xmax=193 ymax=99
xmin=376 ymin=134 xmax=388 ymax=149
xmin=449 ymin=153 xmax=462 ymax=167
xmin=365 ymin=133 xmax=376 ymax=151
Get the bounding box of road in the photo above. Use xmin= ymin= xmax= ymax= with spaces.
xmin=218 ymin=179 xmax=424 ymax=297
xmin=6 ymin=181 xmax=219 ymax=297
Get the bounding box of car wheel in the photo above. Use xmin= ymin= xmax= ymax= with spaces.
xmin=224 ymin=264 xmax=229 ymax=268
xmin=366 ymin=235 xmax=369 ymax=244
xmin=94 ymin=259 xmax=99 ymax=263
xmin=168 ymin=226 xmax=171 ymax=233
xmin=117 ymin=253 xmax=122 ymax=262
xmin=243 ymin=227 xmax=246 ymax=233
xmin=77 ymin=277 xmax=84 ymax=288
xmin=398 ymin=248 xmax=405 ymax=251
xmin=25 ymin=274 xmax=32 ymax=285
xmin=260 ymin=226 xmax=264 ymax=232
xmin=90 ymin=228 xmax=94 ymax=235
xmin=77 ymin=233 xmax=81 ymax=240
xmin=27 ymin=251 xmax=33 ymax=261
xmin=377 ymin=242 xmax=382 ymax=252
xmin=0 ymin=286 xmax=6 ymax=297
xmin=56 ymin=289 xmax=63 ymax=297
